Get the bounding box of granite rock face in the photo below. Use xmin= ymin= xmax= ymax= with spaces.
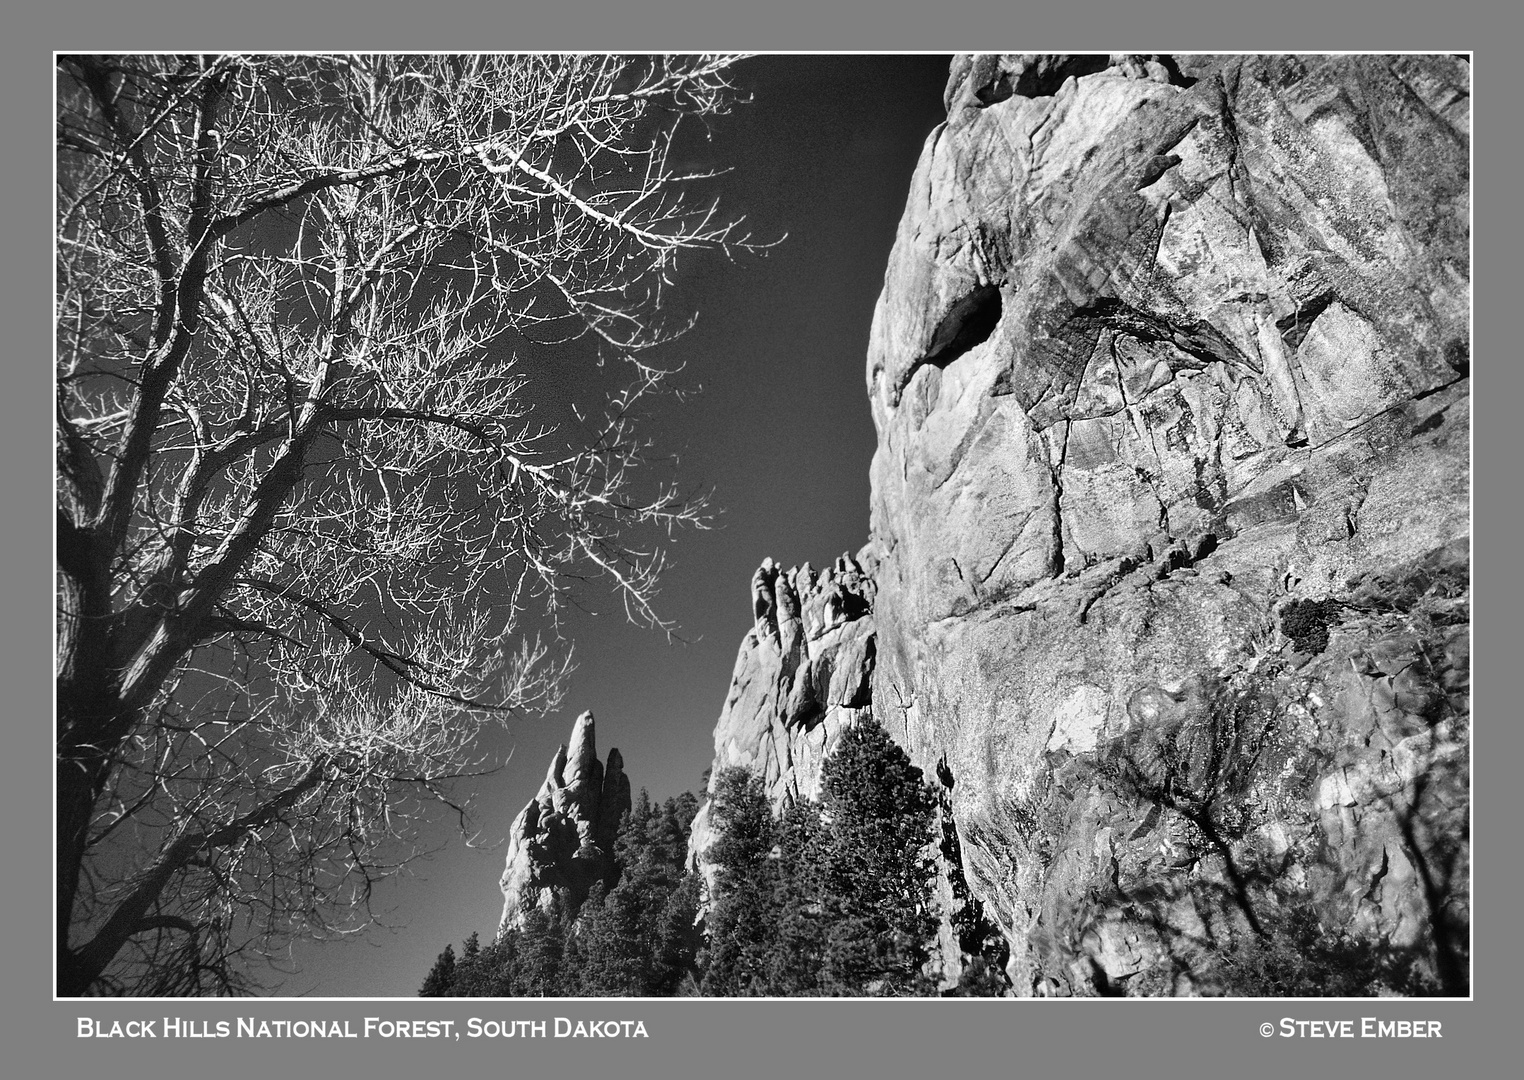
xmin=679 ymin=53 xmax=1468 ymax=995
xmin=686 ymin=551 xmax=878 ymax=894
xmin=863 ymin=54 xmax=1470 ymax=995
xmin=497 ymin=711 xmax=631 ymax=937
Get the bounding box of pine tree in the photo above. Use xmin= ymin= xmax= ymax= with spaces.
xmin=762 ymin=799 xmax=829 ymax=995
xmin=818 ymin=718 xmax=939 ymax=996
xmin=618 ymin=793 xmax=703 ymax=994
xmin=514 ymin=894 xmax=572 ymax=996
xmin=697 ymin=725 xmax=942 ymax=997
xmin=454 ymin=930 xmax=506 ymax=997
xmin=574 ymin=880 xmax=643 ymax=995
xmin=417 ymin=723 xmax=943 ymax=999
xmin=416 ymin=789 xmax=705 ymax=997
xmin=418 ymin=943 xmax=456 ymax=997
xmin=699 ymin=768 xmax=778 ymax=996
xmin=651 ymin=872 xmax=703 ymax=995
xmin=565 ymin=790 xmax=703 ymax=995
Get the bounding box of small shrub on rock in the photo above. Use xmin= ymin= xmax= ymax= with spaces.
xmin=1280 ymin=598 xmax=1341 ymax=654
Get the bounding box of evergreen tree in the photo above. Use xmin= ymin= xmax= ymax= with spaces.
xmin=418 ymin=943 xmax=456 ymax=997
xmin=762 ymin=799 xmax=829 ymax=995
xmin=651 ymin=872 xmax=703 ymax=994
xmin=568 ymin=791 xmax=703 ymax=995
xmin=817 ymin=718 xmax=939 ymax=996
xmin=514 ymin=893 xmax=573 ymax=996
xmin=558 ymin=902 xmax=589 ymax=995
xmin=698 ymin=723 xmax=942 ymax=997
xmin=417 ymin=790 xmax=703 ymax=997
xmin=574 ymin=880 xmax=643 ymax=995
xmin=416 ymin=725 xmax=942 ymax=1000
xmin=454 ymin=930 xmax=505 ymax=997
xmin=618 ymin=793 xmax=703 ymax=994
xmin=699 ymin=768 xmax=778 ymax=996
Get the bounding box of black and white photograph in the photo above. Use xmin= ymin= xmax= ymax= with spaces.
xmin=54 ymin=50 xmax=1471 ymax=1005
xmin=24 ymin=2 xmax=1512 ymax=1067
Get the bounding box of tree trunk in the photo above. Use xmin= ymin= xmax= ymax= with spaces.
xmin=55 ymin=518 xmax=124 ymax=995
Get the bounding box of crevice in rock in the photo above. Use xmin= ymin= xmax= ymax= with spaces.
xmin=894 ymin=284 xmax=1004 ymax=405
xmin=1070 ymin=296 xmax=1251 ymax=372
xmin=977 ymin=55 xmax=1112 ymax=107
xmin=1153 ymin=531 xmax=1220 ymax=580
xmin=978 ymin=528 xmax=1028 ymax=588
xmin=1297 ymin=374 xmax=1468 ymax=457
xmin=1215 ymin=87 xmax=1279 ymax=268
xmin=928 ymin=284 xmax=1004 ymax=368
xmin=1075 ymin=530 xmax=1221 ymax=625
xmin=930 ymin=393 xmax=1001 ymax=491
xmin=1134 ymin=153 xmax=1182 ymax=192
xmin=1144 ymin=202 xmax=1173 ymax=282
xmin=1412 ymin=373 xmax=1470 ymax=402
xmin=973 ymin=76 xmax=1013 ymax=108
xmin=1075 ymin=553 xmax=1144 ymax=625
xmin=1153 ymin=112 xmax=1205 ymax=161
xmin=1156 ymin=55 xmax=1199 ymax=89
xmin=1049 ymin=420 xmax=1070 ymax=578
xmin=1128 ymin=801 xmax=1163 ymax=841
xmin=1275 ymin=288 xmax=1336 ymax=353
xmin=1443 ymin=339 xmax=1469 ymax=376
xmin=936 ymin=760 xmax=1012 ymax=991
xmin=1363 ymin=847 xmax=1390 ymax=903
xmin=1030 ymin=56 xmax=1113 ymax=95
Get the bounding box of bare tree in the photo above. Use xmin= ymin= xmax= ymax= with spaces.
xmin=56 ymin=53 xmax=758 ymax=996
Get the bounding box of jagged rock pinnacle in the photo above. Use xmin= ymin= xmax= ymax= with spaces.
xmin=497 ymin=710 xmax=631 ymax=938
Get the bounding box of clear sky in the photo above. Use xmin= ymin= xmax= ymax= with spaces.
xmin=282 ymin=54 xmax=953 ymax=998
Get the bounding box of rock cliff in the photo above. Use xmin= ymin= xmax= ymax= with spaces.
xmin=497 ymin=711 xmax=631 ymax=937
xmin=686 ymin=552 xmax=878 ymax=895
xmin=689 ymin=53 xmax=1469 ymax=996
xmin=864 ymin=53 xmax=1469 ymax=995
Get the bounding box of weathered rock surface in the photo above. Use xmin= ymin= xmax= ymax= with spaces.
xmin=677 ymin=53 xmax=1468 ymax=996
xmin=686 ymin=551 xmax=878 ymax=892
xmin=861 ymin=54 xmax=1470 ymax=995
xmin=497 ymin=711 xmax=631 ymax=937
xmin=685 ymin=550 xmax=1010 ymax=989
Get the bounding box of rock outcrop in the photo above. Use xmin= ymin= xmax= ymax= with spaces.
xmin=627 ymin=53 xmax=1468 ymax=997
xmin=497 ymin=711 xmax=631 ymax=937
xmin=686 ymin=552 xmax=878 ymax=895
xmin=861 ymin=54 xmax=1469 ymax=995
xmin=685 ymin=549 xmax=1012 ymax=989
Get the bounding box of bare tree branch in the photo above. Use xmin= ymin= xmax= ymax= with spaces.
xmin=57 ymin=52 xmax=759 ymax=995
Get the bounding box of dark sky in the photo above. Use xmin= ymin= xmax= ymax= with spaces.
xmin=284 ymin=54 xmax=953 ymax=997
